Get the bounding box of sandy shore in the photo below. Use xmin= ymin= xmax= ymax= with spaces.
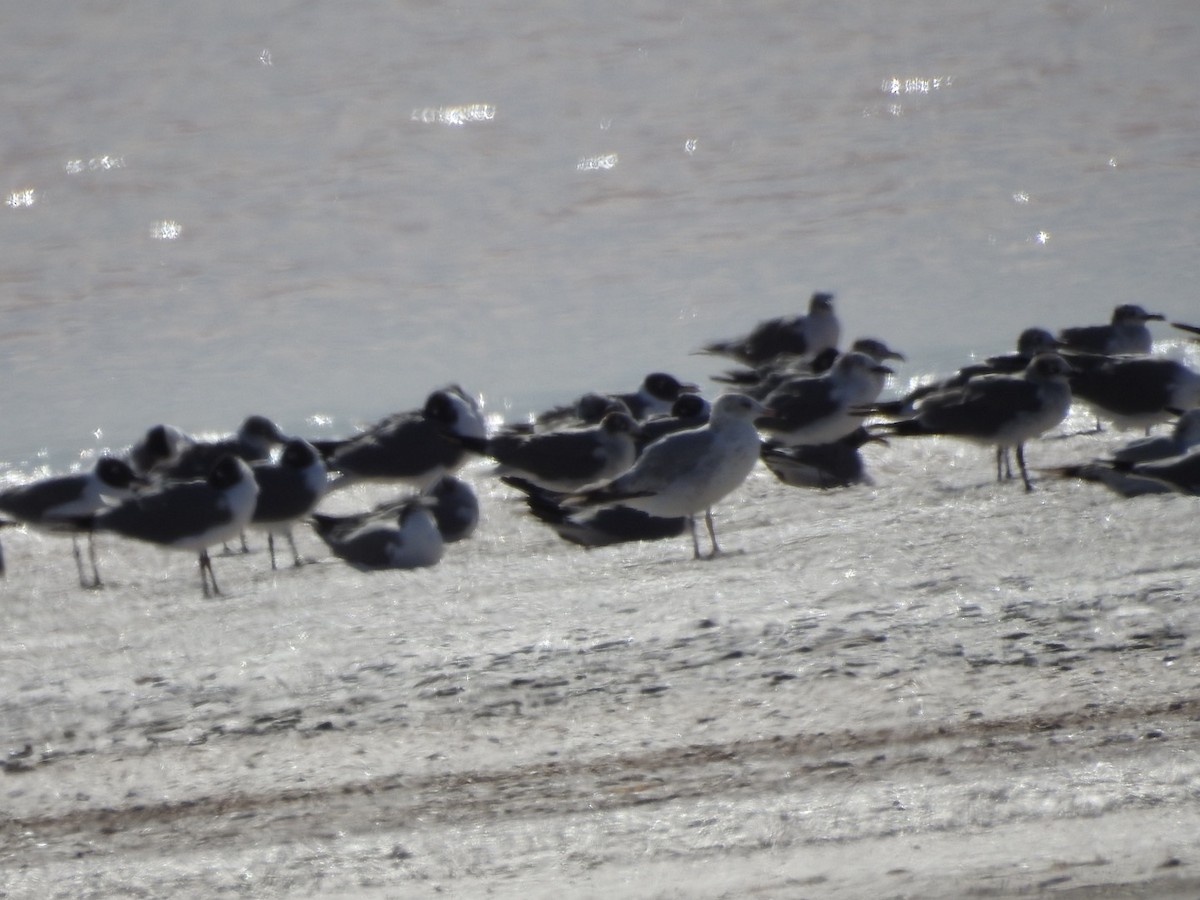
xmin=2 ymin=426 xmax=1199 ymax=898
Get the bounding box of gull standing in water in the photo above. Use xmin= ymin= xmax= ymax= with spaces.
xmin=570 ymin=392 xmax=768 ymax=559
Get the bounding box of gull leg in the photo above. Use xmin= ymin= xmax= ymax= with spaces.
xmin=285 ymin=528 xmax=303 ymax=567
xmin=1017 ymin=443 xmax=1034 ymax=492
xmin=86 ymin=531 xmax=103 ymax=588
xmin=268 ymin=533 xmax=278 ymax=570
xmin=688 ymin=515 xmax=701 ymax=560
xmin=199 ymin=549 xmax=222 ymax=597
xmin=72 ymin=535 xmax=87 ymax=587
xmin=704 ymin=507 xmax=721 ymax=558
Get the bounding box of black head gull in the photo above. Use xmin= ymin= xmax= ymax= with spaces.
xmin=158 ymin=415 xmax=286 ymax=481
xmin=319 ymin=386 xmax=487 ymax=491
xmin=1057 ymin=304 xmax=1165 ymax=356
xmin=0 ymin=457 xmax=146 ymax=588
xmin=1066 ymin=354 xmax=1200 ymax=431
xmin=1108 ymin=408 xmax=1200 ymax=464
xmin=249 ymin=439 xmax=328 ymax=569
xmin=1047 ymin=447 xmax=1200 ymax=499
xmin=466 ymin=411 xmax=640 ymax=493
xmin=756 ymin=351 xmax=894 ymax=447
xmin=310 ymin=496 xmax=444 ymax=571
xmin=87 ymin=455 xmax=259 ymax=596
xmin=700 ymin=291 xmax=840 ymax=366
xmin=503 ymin=477 xmax=688 ymax=548
xmin=761 ymin=427 xmax=886 ymax=489
xmin=874 ymin=352 xmax=1074 ymax=491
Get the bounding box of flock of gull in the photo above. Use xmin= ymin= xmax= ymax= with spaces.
xmin=2 ymin=293 xmax=1199 ymax=596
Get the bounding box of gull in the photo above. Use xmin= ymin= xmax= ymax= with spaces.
xmin=701 ymin=291 xmax=840 ymax=366
xmin=1107 ymin=408 xmax=1200 ymax=463
xmin=157 ymin=415 xmax=286 ymax=481
xmin=310 ymin=496 xmax=444 ymax=571
xmin=569 ymin=393 xmax=768 ymax=559
xmin=1172 ymin=321 xmax=1200 ymax=342
xmin=464 ymin=411 xmax=639 ymax=493
xmin=126 ymin=423 xmax=193 ymax=477
xmin=318 ymin=386 xmax=486 ymax=491
xmin=503 ymin=477 xmax=688 ymax=548
xmin=424 ymin=475 xmax=479 ymax=543
xmin=248 ymin=439 xmax=327 ymax=569
xmin=713 ymin=337 xmax=904 ymax=400
xmin=756 ymin=351 xmax=895 ymax=447
xmin=636 ymin=393 xmax=711 ymax=450
xmin=872 ymin=328 xmax=1060 ymax=419
xmin=761 ymin=428 xmax=886 ymax=489
xmin=1066 ymin=354 xmax=1200 ymax=431
xmin=1057 ymin=304 xmax=1165 ymax=356
xmin=529 ymin=372 xmax=698 ymax=431
xmin=873 ymin=353 xmax=1074 ymax=491
xmin=0 ymin=457 xmax=145 ymax=588
xmin=1047 ymin=448 xmax=1200 ymax=499
xmin=87 ymin=455 xmax=259 ymax=596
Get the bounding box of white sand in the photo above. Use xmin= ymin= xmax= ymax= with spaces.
xmin=2 ymin=416 xmax=1199 ymax=898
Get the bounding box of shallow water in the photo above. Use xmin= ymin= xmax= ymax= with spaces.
xmin=3 ymin=1 xmax=1199 ymax=467
xmin=3 ymin=2 xmax=1200 ymax=896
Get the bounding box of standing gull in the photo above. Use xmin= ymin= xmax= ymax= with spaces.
xmin=318 ymin=386 xmax=486 ymax=491
xmin=157 ymin=415 xmax=286 ymax=481
xmin=87 ymin=455 xmax=259 ymax=596
xmin=756 ymin=351 xmax=895 ymax=447
xmin=873 ymin=353 xmax=1074 ymax=491
xmin=701 ymin=291 xmax=840 ymax=366
xmin=0 ymin=457 xmax=145 ymax=587
xmin=1066 ymin=355 xmax=1200 ymax=431
xmin=463 ymin=411 xmax=639 ymax=493
xmin=1057 ymin=304 xmax=1165 ymax=356
xmin=570 ymin=392 xmax=768 ymax=559
xmin=248 ymin=438 xmax=328 ymax=569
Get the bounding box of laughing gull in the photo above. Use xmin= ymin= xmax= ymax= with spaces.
xmin=713 ymin=338 xmax=904 ymax=401
xmin=513 ymin=392 xmax=630 ymax=434
xmin=1108 ymin=408 xmax=1200 ymax=463
xmin=761 ymin=427 xmax=886 ymax=489
xmin=249 ymin=439 xmax=327 ymax=569
xmin=531 ymin=372 xmax=699 ymax=431
xmin=1048 ymin=448 xmax=1200 ymax=499
xmin=874 ymin=353 xmax=1074 ymax=491
xmin=465 ymin=411 xmax=639 ymax=493
xmin=87 ymin=455 xmax=259 ymax=596
xmin=570 ymin=392 xmax=768 ymax=559
xmin=701 ymin=291 xmax=841 ymax=366
xmin=310 ymin=496 xmax=444 ymax=570
xmin=1057 ymin=304 xmax=1165 ymax=356
xmin=1066 ymin=354 xmax=1200 ymax=431
xmin=157 ymin=415 xmax=286 ymax=481
xmin=319 ymin=386 xmax=486 ymax=491
xmin=425 ymin=475 xmax=480 ymax=542
xmin=126 ymin=423 xmax=193 ymax=477
xmin=503 ymin=477 xmax=688 ymax=548
xmin=870 ymin=328 xmax=1061 ymax=420
xmin=0 ymin=457 xmax=145 ymax=588
xmin=636 ymin=393 xmax=712 ymax=450
xmin=756 ymin=351 xmax=895 ymax=447
xmin=1172 ymin=321 xmax=1200 ymax=342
